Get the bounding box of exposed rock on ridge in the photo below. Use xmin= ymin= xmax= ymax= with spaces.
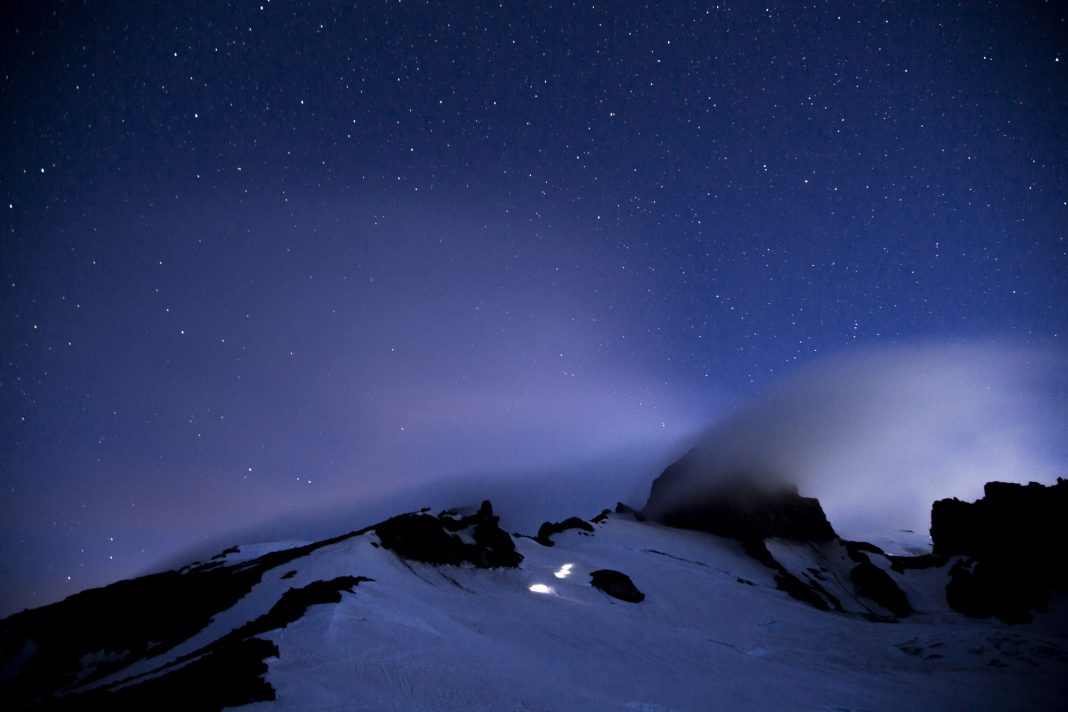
xmin=536 ymin=517 xmax=595 ymax=546
xmin=643 ymin=448 xmax=836 ymax=541
xmin=374 ymin=500 xmax=523 ymax=568
xmin=932 ymin=478 xmax=1067 ymax=624
xmin=643 ymin=447 xmax=920 ymax=618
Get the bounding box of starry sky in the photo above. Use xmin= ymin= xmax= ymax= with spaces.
xmin=1 ymin=1 xmax=1065 ymax=615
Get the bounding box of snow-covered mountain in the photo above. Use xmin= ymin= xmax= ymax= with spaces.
xmin=1 ymin=473 xmax=1065 ymax=711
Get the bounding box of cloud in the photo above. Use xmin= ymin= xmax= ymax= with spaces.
xmin=644 ymin=343 xmax=1067 ymax=538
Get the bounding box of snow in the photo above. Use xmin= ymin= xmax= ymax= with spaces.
xmin=58 ymin=511 xmax=1066 ymax=710
xmin=232 ymin=517 xmax=1063 ymax=710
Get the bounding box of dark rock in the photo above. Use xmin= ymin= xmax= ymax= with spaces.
xmin=0 ymin=527 xmax=369 ymax=707
xmin=590 ymin=570 xmax=645 ymax=603
xmin=614 ymin=502 xmax=646 ymax=520
xmin=741 ymin=538 xmax=779 ymax=568
xmin=375 ymin=513 xmax=470 ymax=565
xmin=849 ymin=559 xmax=912 ymax=618
xmin=231 ymin=577 xmax=370 ymax=640
xmin=805 ymin=577 xmax=843 ymax=612
xmin=844 ymin=541 xmax=913 ymax=618
xmin=945 ymin=559 xmax=1048 ymax=625
xmin=807 ymin=566 xmax=827 ymax=581
xmin=887 ymin=553 xmax=947 ymax=573
xmin=931 ymin=479 xmax=1067 ymax=623
xmin=643 ymin=450 xmax=836 ymax=541
xmin=745 ymin=538 xmax=913 ymax=617
xmin=844 ymin=540 xmax=886 ymax=558
xmin=374 ymin=500 xmax=522 ymax=569
xmin=54 ymin=577 xmax=372 ymax=709
xmin=739 ymin=539 xmax=839 ymax=611
xmin=652 ymin=480 xmax=835 ymax=541
xmin=46 ymin=636 xmax=280 ymax=711
xmin=591 ymin=509 xmax=612 ymax=524
xmin=536 ymin=517 xmax=595 ymax=546
xmin=932 ymin=479 xmax=1067 ymax=564
xmin=472 ymin=514 xmax=524 ymax=568
xmin=774 ymin=572 xmax=831 ymax=611
xmin=440 ymin=500 xmax=493 ymax=531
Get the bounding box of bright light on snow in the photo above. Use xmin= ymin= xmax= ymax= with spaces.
xmin=528 ymin=583 xmax=554 ymax=594
xmin=553 ymin=563 xmax=574 ymax=579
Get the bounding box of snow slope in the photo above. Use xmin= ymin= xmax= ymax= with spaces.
xmin=4 ymin=507 xmax=1066 ymax=710
xmin=249 ymin=516 xmax=1066 ymax=711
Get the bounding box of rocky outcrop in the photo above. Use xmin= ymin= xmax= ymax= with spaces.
xmin=643 ymin=449 xmax=836 ymax=541
xmin=887 ymin=553 xmax=946 ymax=574
xmin=613 ymin=502 xmax=646 ymax=520
xmin=642 ymin=449 xmax=922 ymax=617
xmin=931 ymin=479 xmax=1067 ymax=623
xmin=590 ymin=570 xmax=645 ymax=603
xmin=741 ymin=539 xmax=842 ymax=612
xmin=536 ymin=517 xmax=595 ymax=546
xmin=0 ymin=527 xmax=369 ymax=708
xmin=741 ymin=538 xmax=916 ymax=619
xmin=931 ymin=479 xmax=1067 ymax=562
xmin=844 ymin=542 xmax=913 ymax=618
xmin=374 ymin=500 xmax=523 ymax=569
xmin=47 ymin=636 xmax=281 ymax=710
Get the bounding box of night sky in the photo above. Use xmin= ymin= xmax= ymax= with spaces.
xmin=2 ymin=2 xmax=1065 ymax=615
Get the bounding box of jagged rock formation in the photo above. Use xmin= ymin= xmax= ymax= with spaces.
xmin=643 ymin=449 xmax=836 ymax=541
xmin=739 ymin=537 xmax=918 ymax=620
xmin=931 ymin=478 xmax=1067 ymax=623
xmin=590 ymin=570 xmax=645 ymax=603
xmin=843 ymin=541 xmax=913 ymax=618
xmin=742 ymin=539 xmax=841 ymax=612
xmin=641 ymin=448 xmax=925 ymax=618
xmin=0 ymin=528 xmax=368 ymax=708
xmin=375 ymin=500 xmax=522 ymax=568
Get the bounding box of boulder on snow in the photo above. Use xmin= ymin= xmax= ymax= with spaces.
xmin=931 ymin=479 xmax=1067 ymax=623
xmin=590 ymin=570 xmax=645 ymax=603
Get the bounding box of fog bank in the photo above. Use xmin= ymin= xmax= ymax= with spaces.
xmin=647 ymin=344 xmax=1067 ymax=538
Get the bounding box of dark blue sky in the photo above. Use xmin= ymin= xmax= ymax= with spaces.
xmin=1 ymin=1 xmax=1065 ymax=614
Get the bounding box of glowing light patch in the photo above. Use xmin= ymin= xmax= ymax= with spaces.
xmin=528 ymin=583 xmax=554 ymax=594
xmin=553 ymin=563 xmax=574 ymax=579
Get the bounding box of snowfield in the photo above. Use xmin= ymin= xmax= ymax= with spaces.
xmin=221 ymin=514 xmax=1064 ymax=709
xmin=4 ymin=506 xmax=1066 ymax=710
